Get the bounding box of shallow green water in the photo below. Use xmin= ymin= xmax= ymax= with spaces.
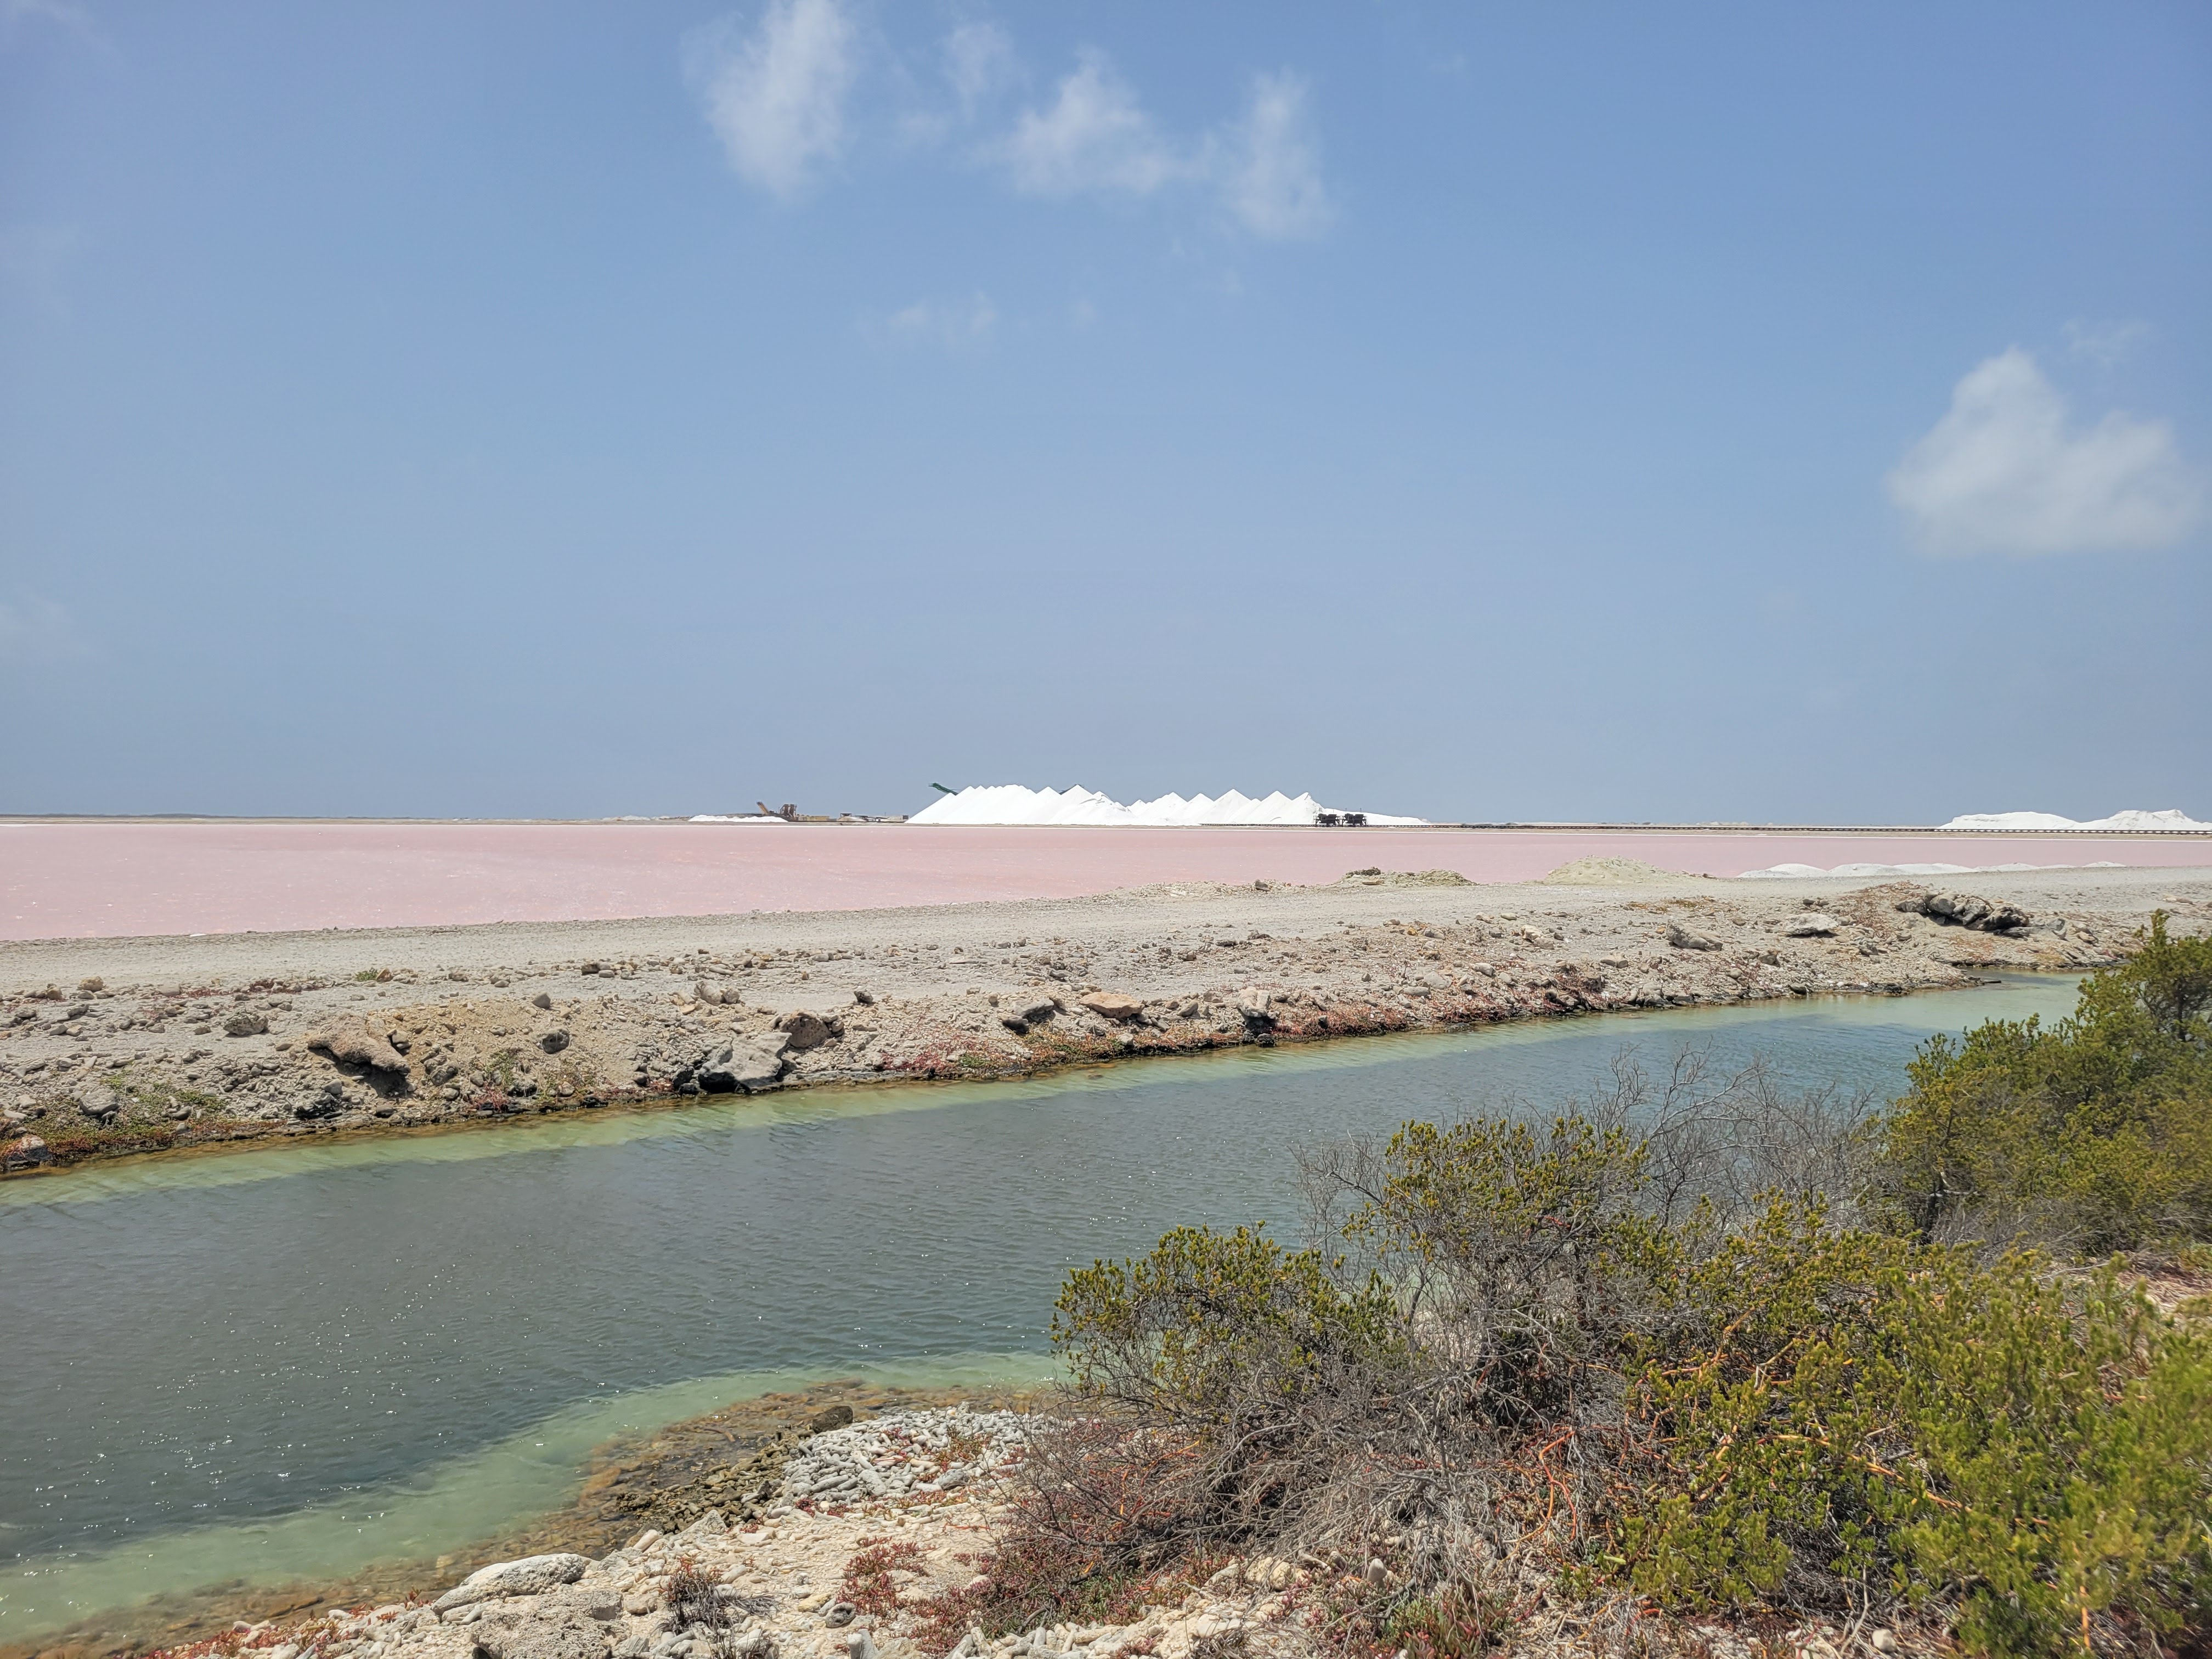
xmin=0 ymin=977 xmax=2080 ymax=1641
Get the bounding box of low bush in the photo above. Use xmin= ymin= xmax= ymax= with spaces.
xmin=1039 ymin=1035 xmax=2212 ymax=1656
xmin=1878 ymin=913 xmax=2212 ymax=1251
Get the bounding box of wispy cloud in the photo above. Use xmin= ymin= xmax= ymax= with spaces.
xmin=688 ymin=9 xmax=1335 ymax=245
xmin=995 ymin=48 xmax=1190 ymax=199
xmin=1214 ymin=71 xmax=1331 ymax=239
xmin=687 ymin=0 xmax=857 ymax=199
xmin=988 ymin=49 xmax=1331 ymax=240
xmin=884 ymin=292 xmax=997 ymax=347
xmin=2061 ymin=318 xmax=2151 ymax=368
xmin=2 ymin=0 xmax=100 ymax=40
xmin=942 ymin=16 xmax=1016 ymax=117
xmin=1887 ymin=348 xmax=2203 ymax=555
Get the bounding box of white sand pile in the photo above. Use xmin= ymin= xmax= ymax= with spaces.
xmin=909 ymin=784 xmax=1427 ymax=827
xmin=1539 ymin=857 xmax=1688 ymax=885
xmin=1941 ymin=808 xmax=2209 ymax=832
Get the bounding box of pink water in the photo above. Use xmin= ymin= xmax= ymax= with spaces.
xmin=4 ymin=821 xmax=2207 ymax=943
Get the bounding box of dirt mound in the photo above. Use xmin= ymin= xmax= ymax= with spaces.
xmin=1336 ymin=868 xmax=1474 ymax=888
xmin=1539 ymin=856 xmax=1685 ymax=886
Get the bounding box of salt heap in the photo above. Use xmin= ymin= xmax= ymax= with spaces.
xmin=1742 ymin=860 xmax=2127 ymax=879
xmin=908 ymin=785 xmax=1427 ymax=827
xmin=1940 ymin=808 xmax=2210 ymax=832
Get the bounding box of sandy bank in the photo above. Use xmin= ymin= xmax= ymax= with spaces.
xmin=5 ymin=865 xmax=2207 ymax=1176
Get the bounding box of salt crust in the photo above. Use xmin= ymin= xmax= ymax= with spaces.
xmin=1741 ymin=860 xmax=2129 ymax=880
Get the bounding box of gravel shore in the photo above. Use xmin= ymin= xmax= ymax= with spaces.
xmin=118 ymin=1404 xmax=1319 ymax=1659
xmin=4 ymin=863 xmax=2206 ymax=1175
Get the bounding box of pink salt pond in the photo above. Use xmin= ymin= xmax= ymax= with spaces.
xmin=3 ymin=821 xmax=2207 ymax=943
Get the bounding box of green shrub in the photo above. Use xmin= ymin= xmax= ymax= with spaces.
xmin=1054 ymin=1223 xmax=1405 ymax=1426
xmin=1618 ymin=1228 xmax=2212 ymax=1651
xmin=1878 ymin=912 xmax=2212 ymax=1250
xmin=1056 ymin=1112 xmax=2212 ymax=1654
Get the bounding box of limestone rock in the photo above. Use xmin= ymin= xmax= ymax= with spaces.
xmin=224 ymin=1011 xmax=270 ymax=1037
xmin=696 ymin=1041 xmax=786 ymax=1093
xmin=1664 ymin=922 xmax=1724 ymax=951
xmin=73 ymin=1081 xmax=122 ymax=1121
xmin=307 ymin=1018 xmax=409 ymax=1075
xmin=999 ymin=992 xmax=1060 ymax=1034
xmin=1 ymin=1133 xmax=50 ymax=1170
xmin=775 ymin=1012 xmax=842 ymax=1052
xmin=1916 ymin=892 xmax=2031 ymax=933
xmin=432 ymin=1552 xmax=591 ymax=1612
xmin=1782 ymin=915 xmax=1840 ymax=938
xmin=1080 ymin=992 xmax=1144 ymax=1023
xmin=471 ymin=1622 xmax=610 ymax=1659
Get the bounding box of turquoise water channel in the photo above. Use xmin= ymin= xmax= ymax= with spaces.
xmin=0 ymin=977 xmax=2082 ymax=1641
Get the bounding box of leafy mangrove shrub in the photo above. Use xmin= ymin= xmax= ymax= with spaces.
xmin=1877 ymin=913 xmax=2212 ymax=1250
xmin=1047 ymin=1071 xmax=2212 ymax=1656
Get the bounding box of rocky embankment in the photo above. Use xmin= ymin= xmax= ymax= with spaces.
xmin=4 ymin=865 xmax=2205 ymax=1175
xmin=129 ymin=1395 xmax=1935 ymax=1659
xmin=142 ymin=1406 xmax=1314 ymax=1659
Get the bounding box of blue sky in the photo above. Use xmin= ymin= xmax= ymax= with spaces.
xmin=2 ymin=1 xmax=2207 ymax=823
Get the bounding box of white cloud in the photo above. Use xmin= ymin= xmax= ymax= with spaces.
xmin=2061 ymin=318 xmax=2151 ymax=367
xmin=885 ymin=292 xmax=997 ymax=346
xmin=1215 ymin=71 xmax=1331 ymax=239
xmin=689 ymin=0 xmax=857 ymax=199
xmin=1887 ymin=348 xmax=2204 ymax=555
xmin=996 ymin=48 xmax=1190 ymax=198
xmin=2 ymin=0 xmax=99 ymax=37
xmin=943 ymin=18 xmax=1016 ymax=115
xmin=990 ymin=49 xmax=1333 ymax=240
xmin=683 ymin=10 xmax=1336 ymax=244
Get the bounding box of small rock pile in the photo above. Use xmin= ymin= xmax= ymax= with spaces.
xmin=777 ymin=1409 xmax=1028 ymax=1509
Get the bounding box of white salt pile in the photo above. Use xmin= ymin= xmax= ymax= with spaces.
xmin=1940 ymin=808 xmax=2210 ymax=832
xmin=908 ymin=784 xmax=1427 ymax=828
xmin=1741 ymin=860 xmax=2128 ymax=879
